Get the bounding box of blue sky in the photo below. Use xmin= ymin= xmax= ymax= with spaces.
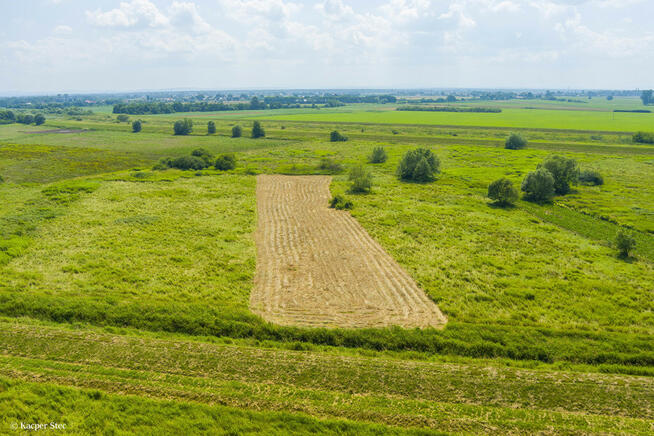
xmin=1 ymin=0 xmax=652 ymax=93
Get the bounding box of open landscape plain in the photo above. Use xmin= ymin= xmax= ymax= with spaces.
xmin=1 ymin=96 xmax=653 ymax=434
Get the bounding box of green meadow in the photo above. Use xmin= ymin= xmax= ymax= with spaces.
xmin=1 ymin=101 xmax=653 ymax=434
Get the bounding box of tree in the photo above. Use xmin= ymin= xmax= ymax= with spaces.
xmin=34 ymin=114 xmax=46 ymax=126
xmin=505 ymin=133 xmax=527 ymax=150
xmin=17 ymin=114 xmax=34 ymax=124
xmin=615 ymin=230 xmax=636 ymax=258
xmin=396 ymin=148 xmax=440 ymax=182
xmin=251 ymin=121 xmax=265 ymax=138
xmin=606 ymin=95 xmax=613 ymax=101
xmin=487 ymin=178 xmax=519 ymax=206
xmin=207 ymin=121 xmax=216 ymax=134
xmin=173 ymin=119 xmax=193 ymax=135
xmin=132 ymin=120 xmax=142 ymax=133
xmin=330 ymin=130 xmax=348 ymax=142
xmin=538 ymin=155 xmax=578 ymax=195
xmin=521 ymin=168 xmax=555 ymax=202
xmin=117 ymin=114 xmax=129 ymax=122
xmin=348 ymin=165 xmax=373 ymax=193
xmin=232 ymin=125 xmax=242 ymax=138
xmin=368 ymin=146 xmax=387 ymax=163
xmin=446 ymin=95 xmax=457 ymax=102
xmin=215 ymin=154 xmax=236 ymax=171
xmin=641 ymin=90 xmax=653 ymax=106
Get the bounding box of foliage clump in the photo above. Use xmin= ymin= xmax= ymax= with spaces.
xmin=633 ymin=131 xmax=654 ymax=144
xmin=487 ymin=178 xmax=519 ymax=207
xmin=191 ymin=148 xmax=214 ymax=166
xmin=348 ymin=165 xmax=373 ymax=193
xmin=616 ymin=230 xmax=636 ymax=258
xmin=396 ymin=148 xmax=440 ymax=182
xmin=579 ymin=170 xmax=604 ymax=186
xmin=116 ymin=114 xmax=129 ymax=122
xmin=251 ymin=121 xmax=265 ymax=138
xmin=521 ymin=168 xmax=555 ymax=202
xmin=538 ymin=155 xmax=578 ymax=195
xmin=317 ymin=158 xmax=343 ymax=174
xmin=215 ymin=154 xmax=236 ymax=171
xmin=368 ymin=146 xmax=387 ymax=163
xmin=330 ymin=130 xmax=348 ymax=142
xmin=132 ymin=120 xmax=142 ymax=133
xmin=505 ymin=133 xmax=527 ymax=150
xmin=207 ymin=121 xmax=216 ymax=134
xmin=34 ymin=114 xmax=46 ymax=126
xmin=329 ymin=194 xmax=353 ymax=210
xmin=173 ymin=119 xmax=193 ymax=135
xmin=169 ymin=156 xmax=207 ymax=170
xmin=232 ymin=125 xmax=242 ymax=138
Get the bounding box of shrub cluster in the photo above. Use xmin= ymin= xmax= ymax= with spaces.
xmin=155 ymin=149 xmax=236 ymax=171
xmin=521 ymin=168 xmax=555 ymax=202
xmin=487 ymin=178 xmax=519 ymax=206
xmin=251 ymin=121 xmax=265 ymax=138
xmin=329 ymin=194 xmax=353 ymax=210
xmin=0 ymin=111 xmax=46 ymax=126
xmin=368 ymin=146 xmax=387 ymax=163
xmin=116 ymin=114 xmax=129 ymax=122
xmin=330 ymin=130 xmax=348 ymax=142
xmin=396 ymin=148 xmax=440 ymax=182
xmin=505 ymin=133 xmax=527 ymax=150
xmin=317 ymin=158 xmax=344 ymax=174
xmin=132 ymin=120 xmax=142 ymax=133
xmin=173 ymin=119 xmax=193 ymax=135
xmin=633 ymin=131 xmax=654 ymax=144
xmin=616 ymin=230 xmax=636 ymax=258
xmin=232 ymin=125 xmax=242 ymax=138
xmin=215 ymin=154 xmax=236 ymax=171
xmin=348 ymin=166 xmax=373 ymax=193
xmin=579 ymin=170 xmax=604 ymax=186
xmin=520 ymin=155 xmax=581 ymax=202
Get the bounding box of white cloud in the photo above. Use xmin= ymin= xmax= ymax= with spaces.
xmin=86 ymin=0 xmax=169 ymax=28
xmin=53 ymin=25 xmax=72 ymax=35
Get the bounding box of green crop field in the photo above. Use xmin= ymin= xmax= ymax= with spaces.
xmin=1 ymin=100 xmax=653 ymax=434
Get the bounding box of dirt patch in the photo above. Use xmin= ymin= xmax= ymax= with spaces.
xmin=24 ymin=129 xmax=88 ymax=134
xmin=251 ymin=175 xmax=447 ymax=329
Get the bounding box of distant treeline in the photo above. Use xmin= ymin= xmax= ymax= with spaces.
xmin=0 ymin=110 xmax=45 ymax=125
xmin=614 ymin=109 xmax=652 ymax=113
xmin=113 ymin=94 xmax=397 ymax=115
xmin=397 ymin=106 xmax=502 ymax=113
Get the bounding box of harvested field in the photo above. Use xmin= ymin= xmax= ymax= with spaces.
xmin=251 ymin=175 xmax=447 ymax=329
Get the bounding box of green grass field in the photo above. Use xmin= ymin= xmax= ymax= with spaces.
xmin=1 ymin=101 xmax=653 ymax=434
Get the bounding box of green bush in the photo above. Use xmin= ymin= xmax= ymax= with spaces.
xmin=616 ymin=230 xmax=636 ymax=258
xmin=579 ymin=170 xmax=604 ymax=186
xmin=368 ymin=146 xmax=387 ymax=163
xmin=330 ymin=130 xmax=348 ymax=142
xmin=632 ymin=131 xmax=654 ymax=144
xmin=215 ymin=154 xmax=236 ymax=171
xmin=505 ymin=133 xmax=527 ymax=150
xmin=318 ymin=158 xmax=344 ymax=174
xmin=538 ymin=155 xmax=578 ymax=195
xmin=251 ymin=121 xmax=265 ymax=138
xmin=132 ymin=120 xmax=142 ymax=133
xmin=232 ymin=125 xmax=242 ymax=138
xmin=169 ymin=156 xmax=207 ymax=170
xmin=173 ymin=119 xmax=193 ymax=135
xmin=34 ymin=114 xmax=46 ymax=126
xmin=521 ymin=168 xmax=555 ymax=202
xmin=329 ymin=194 xmax=353 ymax=210
xmin=207 ymin=121 xmax=216 ymax=134
xmin=116 ymin=114 xmax=129 ymax=122
xmin=191 ymin=148 xmax=214 ymax=166
xmin=0 ymin=175 xmax=4 ymax=183
xmin=487 ymin=178 xmax=518 ymax=206
xmin=396 ymin=148 xmax=440 ymax=182
xmin=348 ymin=166 xmax=373 ymax=193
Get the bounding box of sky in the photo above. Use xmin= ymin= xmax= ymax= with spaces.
xmin=0 ymin=0 xmax=652 ymax=94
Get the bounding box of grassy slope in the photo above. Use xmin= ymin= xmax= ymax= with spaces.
xmin=0 ymin=321 xmax=652 ymax=435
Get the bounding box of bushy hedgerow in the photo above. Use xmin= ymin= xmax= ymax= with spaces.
xmin=505 ymin=133 xmax=527 ymax=150
xmin=396 ymin=148 xmax=440 ymax=182
xmin=191 ymin=148 xmax=214 ymax=166
xmin=633 ymin=131 xmax=654 ymax=144
xmin=169 ymin=156 xmax=208 ymax=170
xmin=368 ymin=146 xmax=387 ymax=163
xmin=215 ymin=154 xmax=236 ymax=171
xmin=487 ymin=178 xmax=518 ymax=207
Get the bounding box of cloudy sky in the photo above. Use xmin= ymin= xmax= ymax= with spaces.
xmin=1 ymin=0 xmax=652 ymax=94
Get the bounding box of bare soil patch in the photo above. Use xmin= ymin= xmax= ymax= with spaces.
xmin=251 ymin=175 xmax=447 ymax=329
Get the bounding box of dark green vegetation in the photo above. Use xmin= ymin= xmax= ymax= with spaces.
xmin=505 ymin=132 xmax=527 ymax=149
xmin=173 ymin=118 xmax=193 ymax=135
xmin=207 ymin=120 xmax=216 ymax=134
xmin=521 ymin=168 xmax=555 ymax=202
xmin=330 ymin=130 xmax=348 ymax=141
xmin=487 ymin=178 xmax=518 ymax=207
xmin=0 ymin=99 xmax=653 ymax=434
xmin=348 ymin=165 xmax=373 ymax=193
xmin=396 ymin=148 xmax=440 ymax=182
xmin=369 ymin=146 xmax=387 ymax=163
xmin=633 ymin=131 xmax=654 ymax=144
xmin=131 ymin=120 xmax=142 ymax=133
xmin=251 ymin=121 xmax=265 ymax=138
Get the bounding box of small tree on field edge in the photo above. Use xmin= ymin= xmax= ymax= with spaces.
xmin=505 ymin=133 xmax=527 ymax=150
xmin=207 ymin=121 xmax=216 ymax=134
xmin=396 ymin=148 xmax=440 ymax=182
xmin=487 ymin=178 xmax=518 ymax=207
xmin=330 ymin=130 xmax=348 ymax=142
xmin=34 ymin=114 xmax=46 ymax=126
xmin=251 ymin=121 xmax=265 ymax=138
xmin=538 ymin=155 xmax=578 ymax=195
xmin=215 ymin=154 xmax=236 ymax=171
xmin=132 ymin=120 xmax=142 ymax=133
xmin=232 ymin=125 xmax=242 ymax=138
xmin=348 ymin=165 xmax=373 ymax=193
xmin=615 ymin=230 xmax=636 ymax=258
xmin=173 ymin=119 xmax=193 ymax=135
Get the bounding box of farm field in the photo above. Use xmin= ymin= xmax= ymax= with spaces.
xmin=1 ymin=100 xmax=653 ymax=434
